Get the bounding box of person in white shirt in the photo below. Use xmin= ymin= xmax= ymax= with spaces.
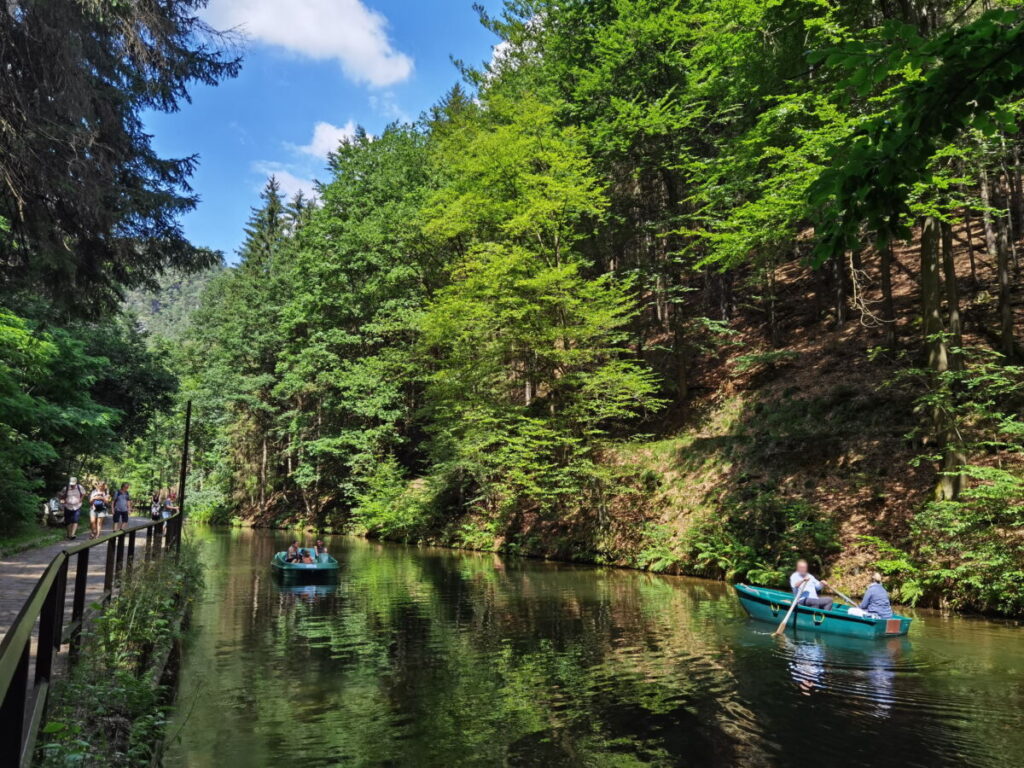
xmin=789 ymin=559 xmax=834 ymax=610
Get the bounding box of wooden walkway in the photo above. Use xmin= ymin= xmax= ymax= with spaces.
xmin=0 ymin=516 xmax=153 ymax=645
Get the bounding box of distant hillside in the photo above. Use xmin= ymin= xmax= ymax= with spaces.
xmin=126 ymin=265 xmax=224 ymax=341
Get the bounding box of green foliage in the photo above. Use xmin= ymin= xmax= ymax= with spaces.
xmin=634 ymin=522 xmax=679 ymax=573
xmin=350 ymin=457 xmax=433 ymax=540
xmin=810 ymin=9 xmax=1024 ymax=259
xmin=0 ymin=0 xmax=238 ymax=308
xmin=732 ymin=350 xmax=800 ymax=375
xmin=686 ymin=490 xmax=839 ymax=585
xmin=38 ymin=541 xmax=202 ymax=767
xmin=0 ymin=308 xmax=119 ymax=528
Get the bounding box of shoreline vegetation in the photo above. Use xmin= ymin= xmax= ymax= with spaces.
xmin=36 ymin=541 xmax=203 ymax=768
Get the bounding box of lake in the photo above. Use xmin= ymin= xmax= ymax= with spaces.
xmin=165 ymin=527 xmax=1024 ymax=767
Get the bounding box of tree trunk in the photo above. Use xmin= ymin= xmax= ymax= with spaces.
xmin=920 ymin=217 xmax=947 ymax=371
xmin=673 ymin=329 xmax=689 ymax=403
xmin=766 ymin=259 xmax=780 ymax=347
xmin=980 ymin=169 xmax=999 ymax=261
xmin=940 ymin=221 xmax=963 ymax=370
xmin=880 ymin=240 xmax=897 ymax=352
xmin=921 ymin=217 xmax=962 ymax=500
xmin=962 ymin=205 xmax=979 ymax=285
xmin=260 ymin=436 xmax=268 ymax=513
xmin=833 ymin=253 xmax=847 ymax=329
xmin=997 ymin=216 xmax=1016 ymax=361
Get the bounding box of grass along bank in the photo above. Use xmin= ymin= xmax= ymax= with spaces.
xmin=36 ymin=539 xmax=203 ymax=767
xmin=0 ymin=520 xmax=63 ymax=557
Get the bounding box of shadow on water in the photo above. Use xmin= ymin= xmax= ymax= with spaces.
xmin=165 ymin=528 xmax=1024 ymax=768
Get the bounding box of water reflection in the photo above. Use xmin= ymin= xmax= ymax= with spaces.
xmin=166 ymin=529 xmax=1024 ymax=768
xmin=774 ymin=633 xmax=909 ymax=714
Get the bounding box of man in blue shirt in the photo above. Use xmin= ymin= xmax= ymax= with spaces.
xmin=859 ymin=572 xmax=894 ymax=618
xmin=789 ymin=559 xmax=834 ymax=610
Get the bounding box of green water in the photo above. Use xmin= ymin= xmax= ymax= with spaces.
xmin=165 ymin=528 xmax=1024 ymax=767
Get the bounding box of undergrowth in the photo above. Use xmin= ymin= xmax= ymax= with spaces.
xmin=37 ymin=539 xmax=203 ymax=767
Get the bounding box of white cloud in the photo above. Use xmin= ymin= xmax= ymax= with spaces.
xmin=294 ymin=120 xmax=358 ymax=159
xmin=369 ymin=92 xmax=408 ymax=122
xmin=251 ymin=161 xmax=318 ymax=200
xmin=205 ymin=0 xmax=413 ymax=87
xmin=489 ymin=40 xmax=512 ymax=72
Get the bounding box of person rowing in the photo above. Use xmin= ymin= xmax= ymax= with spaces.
xmin=790 ymin=559 xmax=834 ymax=610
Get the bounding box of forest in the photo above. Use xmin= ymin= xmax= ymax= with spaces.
xmin=3 ymin=0 xmax=1024 ymax=615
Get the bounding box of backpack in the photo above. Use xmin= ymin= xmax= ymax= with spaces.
xmin=62 ymin=484 xmax=84 ymax=508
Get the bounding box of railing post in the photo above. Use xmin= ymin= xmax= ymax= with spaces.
xmin=114 ymin=533 xmax=126 ymax=580
xmin=70 ymin=548 xmax=90 ymax=662
xmin=103 ymin=537 xmax=116 ymax=604
xmin=51 ymin=558 xmax=68 ymax=653
xmin=0 ymin=639 xmax=29 ymax=766
xmin=35 ymin=568 xmax=61 ymax=686
xmin=175 ymin=400 xmax=192 ymax=554
xmin=126 ymin=530 xmax=136 ymax=577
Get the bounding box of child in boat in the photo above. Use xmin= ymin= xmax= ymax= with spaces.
xmin=301 ymin=549 xmax=315 ymax=564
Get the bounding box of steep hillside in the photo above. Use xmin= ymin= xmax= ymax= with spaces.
xmin=397 ymin=229 xmax=1023 ymax=611
xmin=126 ymin=265 xmax=224 ymax=341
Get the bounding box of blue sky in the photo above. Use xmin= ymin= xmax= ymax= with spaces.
xmin=144 ymin=0 xmax=505 ymax=260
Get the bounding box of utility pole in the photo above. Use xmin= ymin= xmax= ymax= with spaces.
xmin=174 ymin=400 xmax=192 ymax=551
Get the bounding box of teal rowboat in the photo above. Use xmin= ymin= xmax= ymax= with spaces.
xmin=270 ymin=551 xmax=339 ymax=577
xmin=734 ymin=584 xmax=912 ymax=639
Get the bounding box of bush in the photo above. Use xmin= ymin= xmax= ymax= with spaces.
xmin=37 ymin=540 xmax=202 ymax=767
xmin=910 ymin=466 xmax=1024 ymax=614
xmin=349 ymin=456 xmax=433 ymax=539
xmin=685 ymin=489 xmax=838 ymax=584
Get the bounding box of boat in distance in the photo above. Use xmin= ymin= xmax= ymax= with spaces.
xmin=270 ymin=551 xmax=339 ymax=577
xmin=734 ymin=583 xmax=912 ymax=638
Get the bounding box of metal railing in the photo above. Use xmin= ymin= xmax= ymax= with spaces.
xmin=0 ymin=511 xmax=184 ymax=767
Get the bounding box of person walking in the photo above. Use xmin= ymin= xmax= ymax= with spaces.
xmin=58 ymin=477 xmax=86 ymax=540
xmin=160 ymin=492 xmax=179 ymax=519
xmin=112 ymin=483 xmax=132 ymax=532
xmin=88 ymin=482 xmax=111 ymax=539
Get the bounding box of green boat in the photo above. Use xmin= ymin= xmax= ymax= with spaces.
xmin=734 ymin=584 xmax=912 ymax=639
xmin=270 ymin=550 xmax=339 ymax=577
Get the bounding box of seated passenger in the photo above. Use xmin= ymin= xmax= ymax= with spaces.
xmin=301 ymin=549 xmax=315 ymax=564
xmin=286 ymin=540 xmax=302 ymax=562
xmin=315 ymin=539 xmax=327 ymax=556
xmin=859 ymin=572 xmax=894 ymax=618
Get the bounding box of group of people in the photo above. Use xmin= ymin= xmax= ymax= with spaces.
xmin=790 ymin=558 xmax=894 ymax=619
xmin=285 ymin=539 xmax=328 ymax=564
xmin=56 ymin=477 xmax=178 ymax=541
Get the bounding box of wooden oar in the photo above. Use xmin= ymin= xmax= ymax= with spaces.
xmin=773 ymin=578 xmax=809 ymax=636
xmin=830 ymin=586 xmax=859 ymax=608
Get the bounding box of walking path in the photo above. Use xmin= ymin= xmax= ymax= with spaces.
xmin=0 ymin=515 xmax=154 ymax=645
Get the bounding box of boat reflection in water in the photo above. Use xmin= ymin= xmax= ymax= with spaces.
xmin=777 ymin=632 xmax=911 ymax=715
xmin=272 ymin=581 xmax=341 ymax=603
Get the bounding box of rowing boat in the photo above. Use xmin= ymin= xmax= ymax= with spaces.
xmin=270 ymin=551 xmax=339 ymax=577
xmin=734 ymin=584 xmax=912 ymax=638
